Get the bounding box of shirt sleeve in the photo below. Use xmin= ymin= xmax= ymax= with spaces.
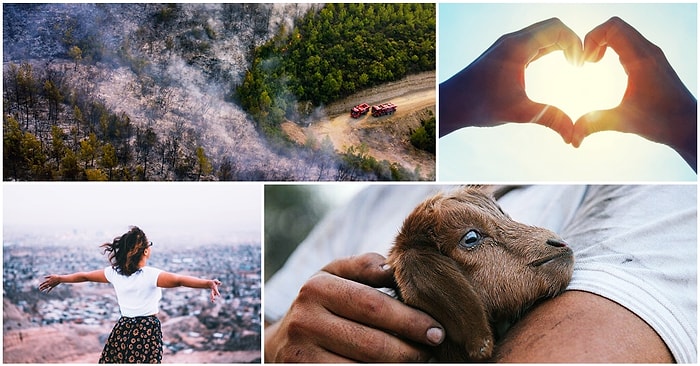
xmin=104 ymin=266 xmax=114 ymax=283
xmin=561 ymin=185 xmax=697 ymax=363
xmin=144 ymin=266 xmax=163 ymax=287
xmin=499 ymin=185 xmax=696 ymax=363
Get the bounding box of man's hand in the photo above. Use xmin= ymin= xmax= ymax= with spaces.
xmin=440 ymin=17 xmax=583 ymax=142
xmin=573 ymin=17 xmax=697 ymax=171
xmin=264 ymin=253 xmax=445 ymax=362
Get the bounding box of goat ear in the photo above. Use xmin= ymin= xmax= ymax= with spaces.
xmin=391 ymin=245 xmax=494 ymax=361
xmin=454 ymin=185 xmax=524 ymax=202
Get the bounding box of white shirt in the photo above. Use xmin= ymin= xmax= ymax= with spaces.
xmin=104 ymin=265 xmax=163 ymax=317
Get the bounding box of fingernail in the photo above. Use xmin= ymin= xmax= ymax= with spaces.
xmin=427 ymin=327 xmax=444 ymax=345
xmin=381 ymin=263 xmax=391 ymax=271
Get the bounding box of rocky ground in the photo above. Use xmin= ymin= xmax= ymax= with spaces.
xmin=3 ymin=322 xmax=260 ymax=363
xmin=4 ymin=293 xmax=261 ymax=364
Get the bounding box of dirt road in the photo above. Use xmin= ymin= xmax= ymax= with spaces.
xmin=282 ymin=71 xmax=436 ymax=179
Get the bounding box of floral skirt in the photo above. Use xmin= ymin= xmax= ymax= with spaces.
xmin=99 ymin=315 xmax=163 ymax=364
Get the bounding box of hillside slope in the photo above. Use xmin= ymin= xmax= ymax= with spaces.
xmin=3 ymin=3 xmax=435 ymax=181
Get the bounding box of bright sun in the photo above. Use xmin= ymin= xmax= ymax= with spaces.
xmin=525 ymin=50 xmax=628 ymax=121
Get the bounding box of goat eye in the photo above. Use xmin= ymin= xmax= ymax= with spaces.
xmin=459 ymin=230 xmax=481 ymax=249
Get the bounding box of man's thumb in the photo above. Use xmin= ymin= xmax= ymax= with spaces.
xmin=573 ymin=110 xmax=616 ymax=147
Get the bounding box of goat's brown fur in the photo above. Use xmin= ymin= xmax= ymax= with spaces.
xmin=388 ymin=186 xmax=574 ymax=361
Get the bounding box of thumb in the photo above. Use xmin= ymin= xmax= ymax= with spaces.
xmin=321 ymin=252 xmax=395 ymax=289
xmin=572 ymin=109 xmax=619 ymax=147
xmin=524 ymin=102 xmax=574 ymax=144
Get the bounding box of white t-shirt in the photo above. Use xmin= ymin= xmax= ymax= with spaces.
xmin=104 ymin=265 xmax=163 ymax=317
xmin=264 ymin=185 xmax=697 ymax=363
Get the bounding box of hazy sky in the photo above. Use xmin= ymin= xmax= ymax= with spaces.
xmin=3 ymin=183 xmax=262 ymax=246
xmin=438 ymin=3 xmax=697 ymax=181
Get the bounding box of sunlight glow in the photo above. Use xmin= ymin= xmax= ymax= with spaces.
xmin=525 ymin=50 xmax=628 ymax=122
xmin=439 ymin=124 xmax=696 ymax=181
xmin=439 ymin=3 xmax=696 ymax=181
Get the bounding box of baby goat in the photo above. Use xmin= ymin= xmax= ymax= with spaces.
xmin=387 ymin=186 xmax=574 ymax=362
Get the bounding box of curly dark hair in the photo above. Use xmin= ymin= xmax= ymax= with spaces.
xmin=101 ymin=226 xmax=150 ymax=276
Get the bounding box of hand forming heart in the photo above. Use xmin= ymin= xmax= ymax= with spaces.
xmin=440 ymin=17 xmax=696 ymax=171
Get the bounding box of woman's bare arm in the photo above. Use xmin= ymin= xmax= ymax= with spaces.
xmin=39 ymin=269 xmax=108 ymax=293
xmin=157 ymin=271 xmax=221 ymax=302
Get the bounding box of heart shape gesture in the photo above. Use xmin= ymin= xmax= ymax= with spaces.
xmin=524 ymin=49 xmax=627 ymax=123
xmin=440 ymin=17 xmax=696 ymax=171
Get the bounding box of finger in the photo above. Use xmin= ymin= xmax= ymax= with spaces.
xmin=321 ymin=252 xmax=395 ymax=289
xmin=517 ymin=101 xmax=574 ymax=144
xmin=584 ymin=16 xmax=654 ymax=65
xmin=316 ymin=315 xmax=430 ymax=362
xmin=310 ymin=272 xmax=445 ymax=347
xmin=583 ymin=30 xmax=608 ymax=64
xmin=529 ymin=44 xmax=568 ymax=64
xmin=292 ymin=279 xmax=431 ymax=362
xmin=274 ymin=338 xmax=355 ymax=363
xmin=582 ymin=21 xmax=609 ymax=63
xmin=572 ymin=109 xmax=620 ymax=147
xmin=518 ymin=18 xmax=583 ymax=65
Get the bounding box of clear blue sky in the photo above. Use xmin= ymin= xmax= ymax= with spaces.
xmin=439 ymin=3 xmax=697 ymax=181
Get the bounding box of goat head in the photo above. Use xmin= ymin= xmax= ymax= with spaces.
xmin=388 ymin=186 xmax=574 ymax=361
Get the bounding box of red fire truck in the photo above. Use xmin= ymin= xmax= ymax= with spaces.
xmin=371 ymin=102 xmax=397 ymax=117
xmin=350 ymin=103 xmax=370 ymax=118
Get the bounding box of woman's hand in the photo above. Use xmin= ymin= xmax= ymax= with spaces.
xmin=39 ymin=275 xmax=62 ymax=293
xmin=209 ymin=279 xmax=222 ymax=302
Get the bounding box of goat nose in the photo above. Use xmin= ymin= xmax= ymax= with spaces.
xmin=546 ymin=238 xmax=568 ymax=247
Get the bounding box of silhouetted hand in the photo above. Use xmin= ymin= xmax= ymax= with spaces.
xmin=440 ymin=17 xmax=582 ymax=143
xmin=573 ymin=17 xmax=697 ymax=171
xmin=264 ymin=253 xmax=445 ymax=362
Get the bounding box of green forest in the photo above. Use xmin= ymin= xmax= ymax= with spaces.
xmin=236 ymin=3 xmax=436 ymax=137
